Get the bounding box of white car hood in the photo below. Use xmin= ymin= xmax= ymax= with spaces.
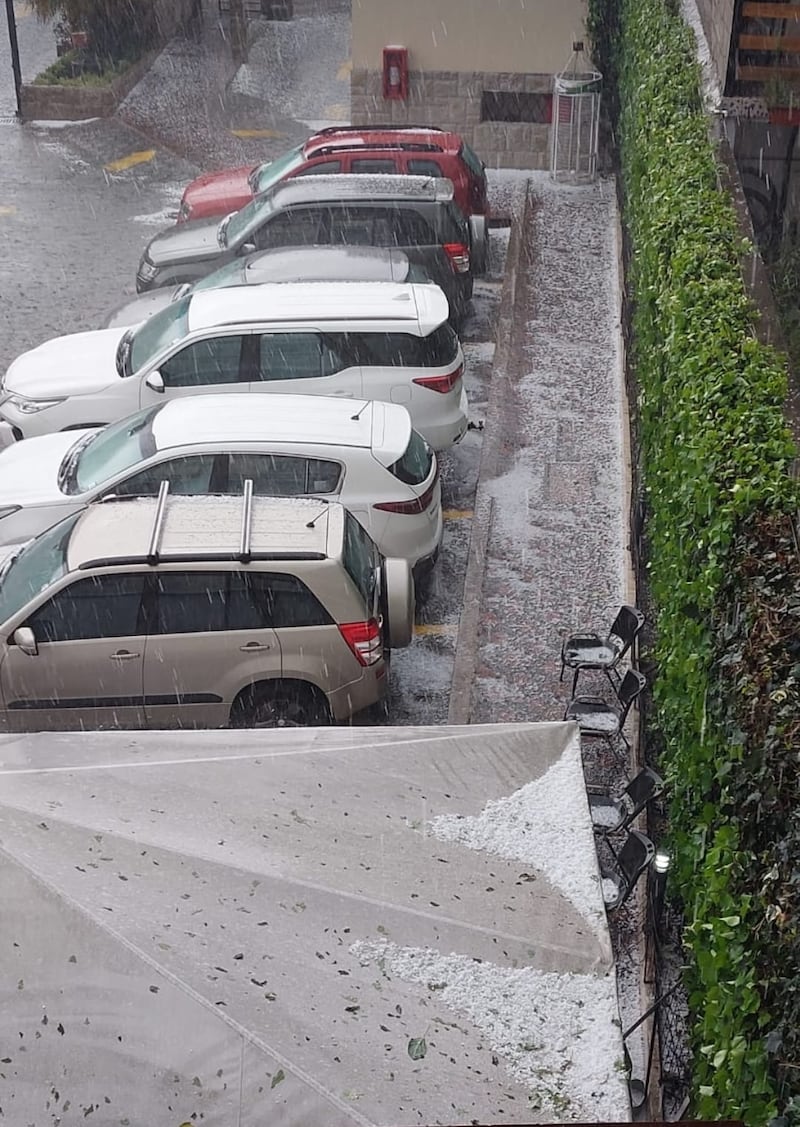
xmin=4 ymin=329 xmax=127 ymax=399
xmin=0 ymin=429 xmax=95 ymax=505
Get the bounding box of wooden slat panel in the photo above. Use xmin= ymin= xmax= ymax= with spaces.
xmin=742 ymin=2 xmax=800 ymax=18
xmin=739 ymin=32 xmax=800 ymax=49
xmin=738 ymin=62 xmax=800 ymax=78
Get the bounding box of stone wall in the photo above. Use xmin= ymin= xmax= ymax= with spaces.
xmin=351 ymin=69 xmax=553 ymax=169
xmin=20 ymin=52 xmax=156 ymax=122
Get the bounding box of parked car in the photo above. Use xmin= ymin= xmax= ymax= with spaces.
xmin=0 ymin=491 xmax=414 ymax=731
xmin=136 ymin=175 xmax=478 ymax=316
xmin=0 ymin=282 xmax=467 ymax=451
xmin=177 ymin=124 xmax=490 ymax=225
xmin=0 ymin=393 xmax=442 ymax=575
xmin=104 ymin=245 xmax=428 ymax=329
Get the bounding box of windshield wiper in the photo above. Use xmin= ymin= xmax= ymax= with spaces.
xmin=116 ymin=329 xmax=133 ymax=378
xmin=0 ymin=539 xmax=31 ymax=583
xmin=217 ymin=213 xmax=233 ymax=249
xmin=57 ymin=431 xmax=96 ymax=495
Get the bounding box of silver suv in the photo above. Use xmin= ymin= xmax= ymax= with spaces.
xmin=0 ymin=485 xmax=414 ymax=731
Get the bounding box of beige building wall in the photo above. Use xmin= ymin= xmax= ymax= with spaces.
xmin=351 ymin=0 xmax=590 ymax=170
xmin=352 ymin=0 xmax=586 ymax=75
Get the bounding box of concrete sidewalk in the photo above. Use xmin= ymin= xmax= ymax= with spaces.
xmin=450 ymin=174 xmax=631 ymax=743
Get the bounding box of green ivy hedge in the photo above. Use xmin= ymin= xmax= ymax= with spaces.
xmin=587 ymin=0 xmax=800 ymax=1121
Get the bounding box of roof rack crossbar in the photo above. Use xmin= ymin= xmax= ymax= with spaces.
xmin=316 ymin=124 xmax=445 ymax=136
xmin=78 ymin=551 xmax=327 ymax=570
xmin=240 ymin=478 xmax=254 ymax=564
xmin=147 ymin=480 xmax=170 ymax=565
xmin=314 ymin=142 xmax=444 ymax=156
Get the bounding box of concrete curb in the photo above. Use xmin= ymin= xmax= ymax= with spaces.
xmin=447 ymin=182 xmax=533 ymax=726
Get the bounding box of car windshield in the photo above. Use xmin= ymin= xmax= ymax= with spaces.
xmin=0 ymin=513 xmax=80 ymax=628
xmin=191 ymin=259 xmax=246 ymax=292
xmin=223 ymin=192 xmax=277 ymax=248
xmin=252 ymin=144 xmax=307 ymax=194
xmin=68 ymin=406 xmax=160 ymax=495
xmin=128 ymin=296 xmax=192 ymax=373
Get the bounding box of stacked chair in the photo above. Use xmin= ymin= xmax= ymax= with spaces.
xmin=559 ymin=604 xmax=661 ymax=912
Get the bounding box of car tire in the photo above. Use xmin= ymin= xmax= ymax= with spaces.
xmin=231 ymin=681 xmax=331 ymax=728
xmin=381 ymin=557 xmax=415 ymax=649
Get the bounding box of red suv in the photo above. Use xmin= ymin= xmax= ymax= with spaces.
xmin=178 ymin=125 xmax=490 ymax=224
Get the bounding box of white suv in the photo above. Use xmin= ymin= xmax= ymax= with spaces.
xmin=0 ymin=393 xmax=442 ymax=575
xmin=0 ymin=489 xmax=415 ymax=731
xmin=0 ymin=282 xmax=468 ymax=451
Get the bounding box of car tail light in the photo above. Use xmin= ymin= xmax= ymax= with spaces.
xmin=412 ymin=364 xmax=463 ymax=395
xmin=373 ymin=463 xmax=440 ymax=516
xmin=443 ymin=242 xmax=470 ymax=273
xmin=339 ymin=618 xmax=383 ymax=666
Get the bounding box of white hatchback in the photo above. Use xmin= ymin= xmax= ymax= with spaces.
xmin=0 ymin=282 xmax=468 ymax=452
xmin=0 ymin=394 xmax=442 ymax=575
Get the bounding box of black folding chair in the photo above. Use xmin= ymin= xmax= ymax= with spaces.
xmin=601 ymin=829 xmax=655 ymax=911
xmin=565 ymin=668 xmax=646 ymax=755
xmin=589 ymin=765 xmax=664 ymax=835
xmin=560 ymin=604 xmax=645 ymax=694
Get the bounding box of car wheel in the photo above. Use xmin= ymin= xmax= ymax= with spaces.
xmin=232 ymin=682 xmax=331 ymax=728
xmin=381 ymin=557 xmax=415 ymax=648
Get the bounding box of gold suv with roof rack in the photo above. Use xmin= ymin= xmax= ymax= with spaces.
xmin=0 ymin=482 xmax=414 ymax=731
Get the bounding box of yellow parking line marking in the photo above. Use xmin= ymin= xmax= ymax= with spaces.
xmin=336 ymin=60 xmax=352 ymax=82
xmin=442 ymin=509 xmax=474 ymax=520
xmin=0 ymin=205 xmax=17 ymax=217
xmin=231 ymin=128 xmax=287 ymax=140
xmin=414 ymin=623 xmax=458 ymax=637
xmin=104 ymin=149 xmax=155 ymax=173
xmin=322 ymin=103 xmax=349 ymax=121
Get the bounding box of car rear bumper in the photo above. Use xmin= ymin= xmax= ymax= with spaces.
xmin=414 ymin=387 xmax=469 ymax=451
xmin=327 ymin=663 xmax=387 ymax=721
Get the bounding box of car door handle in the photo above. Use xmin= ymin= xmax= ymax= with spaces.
xmin=110 ymin=649 xmax=140 ymax=661
xmin=239 ymin=641 xmax=272 ymax=652
xmin=330 ymin=390 xmax=354 ymax=397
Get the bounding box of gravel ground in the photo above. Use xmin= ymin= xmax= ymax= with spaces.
xmin=470 ymin=174 xmax=628 ymax=733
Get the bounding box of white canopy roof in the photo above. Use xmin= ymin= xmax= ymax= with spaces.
xmin=0 ymin=722 xmax=630 ymax=1124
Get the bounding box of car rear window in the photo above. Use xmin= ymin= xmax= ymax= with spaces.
xmin=459 ymin=141 xmax=485 ymax=178
xmin=343 ymin=509 xmax=378 ymax=610
xmin=350 ymin=323 xmax=459 ymax=368
xmin=437 ymin=201 xmax=469 ymax=243
xmin=407 ymin=158 xmax=444 ymax=177
xmin=351 ymin=158 xmax=398 ymax=174
xmin=389 ymin=430 xmax=433 ymax=486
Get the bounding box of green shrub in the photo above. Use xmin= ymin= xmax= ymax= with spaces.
xmin=33 ymin=52 xmax=135 ymax=87
xmin=587 ymin=0 xmax=800 ymax=1121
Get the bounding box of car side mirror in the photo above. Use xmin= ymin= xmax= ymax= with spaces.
xmin=14 ymin=626 xmax=38 ymax=656
xmin=240 ymin=241 xmax=256 ymax=256
xmin=145 ymin=370 xmax=165 ymax=393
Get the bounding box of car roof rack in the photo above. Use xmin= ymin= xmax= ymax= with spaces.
xmin=84 ymin=480 xmax=332 ymax=570
xmin=313 ymin=141 xmax=445 ymax=156
xmin=147 ymin=479 xmax=171 ymax=564
xmin=315 ymin=124 xmax=446 ymax=136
